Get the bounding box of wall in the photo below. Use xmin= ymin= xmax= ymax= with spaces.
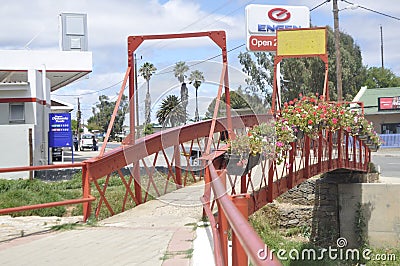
xmin=263 ymin=170 xmax=388 ymax=247
xmin=0 ymin=69 xmax=50 ymax=176
xmin=339 ymin=183 xmax=400 ymax=248
xmin=366 ymin=113 xmax=400 ymax=133
xmin=0 ymin=124 xmax=33 ymax=179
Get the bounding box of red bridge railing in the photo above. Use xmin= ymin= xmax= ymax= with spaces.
xmin=201 ymin=121 xmax=370 ymax=265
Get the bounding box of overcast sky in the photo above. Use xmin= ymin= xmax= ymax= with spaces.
xmin=1 ymin=0 xmax=399 ymax=123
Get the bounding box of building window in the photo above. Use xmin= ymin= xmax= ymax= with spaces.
xmin=9 ymin=103 xmax=25 ymax=123
xmin=381 ymin=123 xmax=400 ymax=134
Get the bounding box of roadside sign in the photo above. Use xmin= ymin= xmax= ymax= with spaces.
xmin=248 ymin=35 xmax=277 ymax=51
xmin=49 ymin=113 xmax=72 ymax=147
xmin=245 ymin=4 xmax=310 ymax=52
xmin=277 ymin=27 xmax=327 ymax=56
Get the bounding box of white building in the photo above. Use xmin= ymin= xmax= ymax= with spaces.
xmin=0 ymin=50 xmax=92 ymax=178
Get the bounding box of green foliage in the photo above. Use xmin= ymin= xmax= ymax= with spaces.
xmin=189 ymin=70 xmax=205 ymax=121
xmin=188 ymin=70 xmax=205 ymax=90
xmin=355 ymin=202 xmax=368 ymax=249
xmin=139 ymin=62 xmax=157 ymax=124
xmin=363 ymin=67 xmax=400 ymax=88
xmin=205 ymin=88 xmax=267 ymax=118
xmin=156 ymin=95 xmax=187 ymax=127
xmin=0 ymin=176 xmax=83 ymax=217
xmin=143 ymin=123 xmax=154 ymax=135
xmin=87 ymin=94 xmax=128 ymax=139
xmin=174 ymin=61 xmax=190 ymax=122
xmin=71 ymin=119 xmax=78 ymax=132
xmin=51 ymin=223 xmax=83 ymax=231
xmin=173 ymin=61 xmax=189 ymax=83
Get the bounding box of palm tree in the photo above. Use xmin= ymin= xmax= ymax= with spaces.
xmin=173 ymin=61 xmax=189 ymax=122
xmin=188 ymin=70 xmax=205 ymax=121
xmin=156 ymin=95 xmax=186 ymax=128
xmin=139 ymin=62 xmax=157 ymax=125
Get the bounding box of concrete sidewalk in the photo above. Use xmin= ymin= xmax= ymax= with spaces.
xmin=0 ymin=181 xmax=214 ymax=266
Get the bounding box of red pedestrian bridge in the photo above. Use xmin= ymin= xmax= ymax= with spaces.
xmin=0 ymin=31 xmax=372 ymax=265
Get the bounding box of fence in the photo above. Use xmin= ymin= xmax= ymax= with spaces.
xmin=379 ymin=134 xmax=400 ymax=148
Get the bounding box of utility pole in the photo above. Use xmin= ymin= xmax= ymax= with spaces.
xmin=134 ymin=53 xmax=140 ymax=139
xmin=77 ymin=97 xmax=81 ymax=144
xmin=380 ymin=25 xmax=384 ymax=69
xmin=333 ymin=0 xmax=343 ymax=102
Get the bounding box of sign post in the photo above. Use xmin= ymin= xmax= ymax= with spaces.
xmin=48 ymin=113 xmax=73 ymax=163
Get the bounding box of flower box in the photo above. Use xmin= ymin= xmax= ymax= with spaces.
xmin=224 ymin=153 xmax=260 ymax=176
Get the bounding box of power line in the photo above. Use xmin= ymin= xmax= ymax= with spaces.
xmin=341 ymin=0 xmax=400 ymax=21
xmin=52 ymin=80 xmax=123 ymax=97
xmin=155 ymin=43 xmax=246 ymax=76
xmin=310 ymin=0 xmax=330 ymax=12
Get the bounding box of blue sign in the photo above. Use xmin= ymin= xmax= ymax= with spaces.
xmin=49 ymin=113 xmax=72 ymax=147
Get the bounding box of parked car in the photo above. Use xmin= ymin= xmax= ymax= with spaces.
xmin=80 ymin=133 xmax=95 ymax=151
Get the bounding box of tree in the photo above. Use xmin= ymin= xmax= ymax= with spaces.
xmin=143 ymin=123 xmax=154 ymax=136
xmin=188 ymin=70 xmax=205 ymax=121
xmin=205 ymin=88 xmax=268 ymax=118
xmin=238 ymin=26 xmax=366 ymax=103
xmin=156 ymin=95 xmax=186 ymax=128
xmin=173 ymin=61 xmax=189 ymax=122
xmin=87 ymin=94 xmax=128 ymax=139
xmin=363 ymin=67 xmax=400 ymax=88
xmin=139 ymin=62 xmax=157 ymax=125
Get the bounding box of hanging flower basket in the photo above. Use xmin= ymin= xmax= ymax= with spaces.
xmin=368 ymin=144 xmax=379 ymax=152
xmin=358 ymin=134 xmax=368 ymax=141
xmin=224 ymin=153 xmax=260 ymax=176
xmin=293 ymin=127 xmax=304 ymax=140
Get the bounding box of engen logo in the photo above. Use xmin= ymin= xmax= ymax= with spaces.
xmin=268 ymin=8 xmax=291 ymax=22
xmin=257 ymin=7 xmax=300 ymax=33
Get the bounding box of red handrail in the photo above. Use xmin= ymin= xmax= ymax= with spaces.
xmin=206 ymin=164 xmax=282 ymax=266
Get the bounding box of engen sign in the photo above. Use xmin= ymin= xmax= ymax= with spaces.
xmin=246 ymin=5 xmax=310 ymax=52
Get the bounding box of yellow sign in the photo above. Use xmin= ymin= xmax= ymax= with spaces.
xmin=277 ymin=28 xmax=326 ymax=56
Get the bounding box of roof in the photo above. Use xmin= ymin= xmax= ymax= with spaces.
xmin=355 ymin=87 xmax=400 ymax=115
xmin=51 ymin=99 xmax=74 ymax=113
xmin=0 ymin=50 xmax=92 ymax=91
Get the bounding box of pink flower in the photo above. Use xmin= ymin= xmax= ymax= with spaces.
xmin=276 ymin=141 xmax=284 ymax=147
xmin=332 ymin=118 xmax=338 ymax=124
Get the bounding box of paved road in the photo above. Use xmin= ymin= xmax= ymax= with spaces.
xmin=55 ymin=142 xmax=121 ymax=163
xmin=371 ymin=148 xmax=400 ymax=183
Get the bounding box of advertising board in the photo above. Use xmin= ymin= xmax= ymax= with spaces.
xmin=378 ymin=97 xmax=400 ymax=111
xmin=49 ymin=113 xmax=72 ymax=147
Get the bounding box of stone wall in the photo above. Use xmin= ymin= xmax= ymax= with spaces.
xmin=259 ymin=171 xmax=380 ymax=247
xmin=261 ymin=177 xmax=316 ymax=230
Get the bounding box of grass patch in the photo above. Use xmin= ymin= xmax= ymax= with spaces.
xmin=51 ymin=222 xmax=83 ymax=231
xmin=160 ymin=248 xmax=194 ymax=261
xmin=0 ymin=176 xmax=82 ymax=217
